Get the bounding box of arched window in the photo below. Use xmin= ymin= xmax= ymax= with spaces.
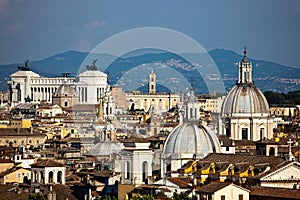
xmin=48 ymin=171 xmax=53 ymax=183
xmin=125 ymin=161 xmax=130 ymax=179
xmin=64 ymin=101 xmax=68 ymax=107
xmin=142 ymin=161 xmax=148 ymax=182
xmin=57 ymin=171 xmax=63 ymax=184
xmin=40 ymin=171 xmax=44 ymax=184
xmin=154 ymin=127 xmax=157 ymax=135
xmin=33 ymin=171 xmax=37 ymax=183
xmin=242 ymin=128 xmax=248 ymax=140
xmin=269 ymin=147 xmax=275 ymax=156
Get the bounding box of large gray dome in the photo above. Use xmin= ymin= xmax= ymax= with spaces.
xmin=221 ymin=83 xmax=269 ymax=116
xmin=221 ymin=49 xmax=269 ymax=117
xmin=87 ymin=142 xmax=124 ymax=156
xmin=163 ymin=122 xmax=221 ymax=159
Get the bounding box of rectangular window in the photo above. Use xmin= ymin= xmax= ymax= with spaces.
xmin=239 ymin=194 xmax=243 ymax=200
xmin=221 ymin=195 xmax=225 ymax=200
xmin=260 ymin=128 xmax=264 ymax=140
xmin=242 ymin=128 xmax=248 ymax=140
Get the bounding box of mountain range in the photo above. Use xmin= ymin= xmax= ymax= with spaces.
xmin=0 ymin=49 xmax=299 ymax=94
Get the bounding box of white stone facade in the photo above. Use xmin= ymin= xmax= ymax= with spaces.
xmin=220 ymin=49 xmax=273 ymax=141
xmin=8 ymin=69 xmax=108 ymax=106
xmin=126 ymin=92 xmax=180 ymax=114
xmin=76 ymin=70 xmax=107 ymax=104
xmin=213 ymin=184 xmax=250 ymax=200
xmin=260 ymin=161 xmax=300 ymax=189
xmin=7 ymin=70 xmax=74 ymax=106
xmin=121 ymin=142 xmax=153 ymax=186
xmin=31 ymin=166 xmax=65 ymax=185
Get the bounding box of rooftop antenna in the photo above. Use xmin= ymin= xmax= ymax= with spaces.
xmin=190 ymin=76 xmax=194 ymax=91
xmin=243 ymin=45 xmax=248 ymax=62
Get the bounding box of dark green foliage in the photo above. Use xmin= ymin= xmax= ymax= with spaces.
xmin=29 ymin=193 xmax=46 ymax=200
xmin=172 ymin=192 xmax=192 ymax=200
xmin=24 ymin=95 xmax=31 ymax=103
xmin=132 ymin=194 xmax=154 ymax=200
xmin=264 ymin=90 xmax=300 ymax=106
xmin=101 ymin=195 xmax=117 ymax=200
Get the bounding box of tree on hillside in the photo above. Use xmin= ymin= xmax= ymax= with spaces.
xmin=172 ymin=192 xmax=192 ymax=200
xmin=264 ymin=91 xmax=285 ymax=105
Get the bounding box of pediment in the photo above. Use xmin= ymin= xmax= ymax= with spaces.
xmin=261 ymin=162 xmax=300 ymax=181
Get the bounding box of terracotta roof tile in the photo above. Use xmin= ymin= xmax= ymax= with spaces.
xmin=31 ymin=159 xmax=64 ymax=168
xmin=168 ymin=177 xmax=192 ymax=188
xmin=200 ymin=153 xmax=285 ymax=169
xmin=234 ymin=140 xmax=255 ymax=146
xmin=197 ymin=182 xmax=231 ymax=193
xmin=250 ymin=186 xmax=300 ymax=199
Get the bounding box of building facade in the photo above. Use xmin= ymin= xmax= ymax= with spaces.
xmin=219 ymin=49 xmax=273 ymax=141
xmin=7 ymin=65 xmax=108 ymax=106
xmin=121 ymin=140 xmax=153 ymax=186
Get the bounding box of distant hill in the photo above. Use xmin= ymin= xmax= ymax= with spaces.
xmin=0 ymin=49 xmax=299 ymax=93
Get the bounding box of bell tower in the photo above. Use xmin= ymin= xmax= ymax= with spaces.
xmin=148 ymin=69 xmax=156 ymax=94
xmin=238 ymin=47 xmax=253 ymax=84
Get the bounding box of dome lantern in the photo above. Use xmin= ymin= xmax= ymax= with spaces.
xmin=238 ymin=47 xmax=253 ymax=84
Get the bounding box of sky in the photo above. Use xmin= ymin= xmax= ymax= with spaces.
xmin=0 ymin=0 xmax=300 ymax=68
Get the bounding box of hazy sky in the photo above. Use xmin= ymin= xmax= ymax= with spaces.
xmin=1 ymin=0 xmax=300 ymax=68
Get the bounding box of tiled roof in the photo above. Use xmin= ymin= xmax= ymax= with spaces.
xmin=218 ymin=135 xmax=234 ymax=147
xmin=255 ymin=139 xmax=278 ymax=144
xmin=250 ymin=186 xmax=300 ymax=199
xmin=278 ymin=146 xmax=300 ymax=153
xmin=196 ymin=182 xmax=231 ymax=193
xmin=234 ymin=140 xmax=255 ymax=146
xmin=31 ymin=159 xmax=64 ymax=168
xmin=66 ymin=104 xmax=97 ymax=112
xmin=0 ymin=159 xmax=14 ymax=163
xmin=256 ymin=161 xmax=298 ymax=179
xmin=0 ymin=184 xmax=31 ymax=200
xmin=168 ymin=177 xmax=192 ymax=188
xmin=121 ymin=137 xmax=151 ymax=143
xmin=200 ymin=153 xmax=285 ymax=169
xmin=0 ymin=128 xmax=45 ymax=136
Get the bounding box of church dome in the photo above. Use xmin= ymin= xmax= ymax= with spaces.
xmin=54 ymin=84 xmax=76 ymax=97
xmin=221 ymin=49 xmax=269 ymax=117
xmin=221 ymin=84 xmax=269 ymax=116
xmin=87 ymin=142 xmax=124 ymax=156
xmin=163 ymin=122 xmax=221 ymax=159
